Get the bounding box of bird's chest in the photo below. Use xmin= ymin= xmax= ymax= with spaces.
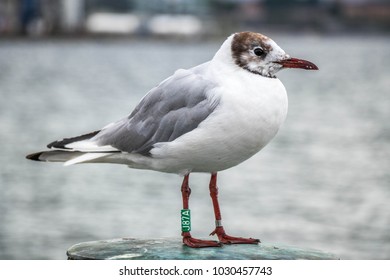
xmin=215 ymin=77 xmax=288 ymax=154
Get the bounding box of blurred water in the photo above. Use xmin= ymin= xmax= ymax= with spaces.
xmin=0 ymin=35 xmax=389 ymax=259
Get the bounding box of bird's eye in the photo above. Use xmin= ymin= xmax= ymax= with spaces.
xmin=254 ymin=47 xmax=264 ymax=56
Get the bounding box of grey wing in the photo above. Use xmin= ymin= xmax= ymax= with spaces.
xmin=92 ymin=67 xmax=220 ymax=155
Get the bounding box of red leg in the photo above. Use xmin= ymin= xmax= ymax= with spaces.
xmin=209 ymin=173 xmax=260 ymax=245
xmin=181 ymin=174 xmax=221 ymax=248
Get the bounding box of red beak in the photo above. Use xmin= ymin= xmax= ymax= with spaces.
xmin=277 ymin=57 xmax=318 ymax=70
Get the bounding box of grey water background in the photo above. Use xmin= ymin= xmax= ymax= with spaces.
xmin=0 ymin=34 xmax=389 ymax=259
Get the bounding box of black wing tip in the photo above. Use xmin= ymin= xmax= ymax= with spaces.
xmin=26 ymin=152 xmax=44 ymax=161
xmin=47 ymin=141 xmax=66 ymax=149
xmin=46 ymin=130 xmax=101 ymax=149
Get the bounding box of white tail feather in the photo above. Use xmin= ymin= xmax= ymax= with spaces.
xmin=65 ymin=140 xmax=118 ymax=152
xmin=64 ymin=153 xmax=112 ymax=166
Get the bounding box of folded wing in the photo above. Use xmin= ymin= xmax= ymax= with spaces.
xmin=27 ymin=63 xmax=220 ymax=165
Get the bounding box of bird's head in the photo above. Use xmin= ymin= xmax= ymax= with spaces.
xmin=230 ymin=31 xmax=318 ymax=78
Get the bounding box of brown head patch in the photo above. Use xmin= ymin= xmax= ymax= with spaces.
xmin=231 ymin=31 xmax=273 ymax=69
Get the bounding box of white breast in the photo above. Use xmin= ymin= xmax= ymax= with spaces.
xmin=150 ymin=68 xmax=288 ymax=174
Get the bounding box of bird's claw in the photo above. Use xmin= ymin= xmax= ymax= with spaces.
xmin=182 ymin=232 xmax=222 ymax=248
xmin=210 ymin=226 xmax=260 ymax=245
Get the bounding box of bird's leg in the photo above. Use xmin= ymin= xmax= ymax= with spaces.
xmin=209 ymin=173 xmax=260 ymax=245
xmin=181 ymin=174 xmax=221 ymax=248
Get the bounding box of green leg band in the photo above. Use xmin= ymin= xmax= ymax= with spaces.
xmin=181 ymin=209 xmax=191 ymax=232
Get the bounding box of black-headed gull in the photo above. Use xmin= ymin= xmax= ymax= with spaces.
xmin=27 ymin=31 xmax=318 ymax=248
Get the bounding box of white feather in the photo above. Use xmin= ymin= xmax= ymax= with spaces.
xmin=65 ymin=140 xmax=118 ymax=152
xmin=64 ymin=153 xmax=112 ymax=166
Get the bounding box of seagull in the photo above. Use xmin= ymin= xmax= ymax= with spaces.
xmin=26 ymin=31 xmax=318 ymax=248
